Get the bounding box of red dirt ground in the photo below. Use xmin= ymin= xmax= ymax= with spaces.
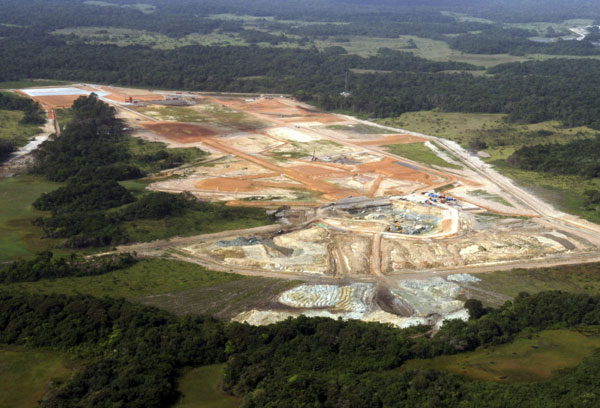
xmin=99 ymin=86 xmax=160 ymax=102
xmin=196 ymin=178 xmax=257 ymax=192
xmin=195 ymin=177 xmax=305 ymax=193
xmin=142 ymin=122 xmax=217 ymax=143
xmin=290 ymin=165 xmax=348 ymax=177
xmin=194 ymin=135 xmax=356 ymax=201
xmin=355 ymin=135 xmax=427 ymax=146
xmin=27 ymin=94 xmax=84 ymax=108
xmin=240 ymin=99 xmax=305 ymax=116
xmin=281 ymin=114 xmax=341 ymax=124
xmin=226 ymin=200 xmax=322 ymax=207
xmin=357 ymin=157 xmax=433 ymax=184
xmin=105 ymin=94 xmax=162 ymax=103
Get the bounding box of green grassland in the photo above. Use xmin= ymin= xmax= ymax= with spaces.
xmin=315 ymin=35 xmax=567 ymax=65
xmin=1 ymin=259 xmax=244 ymax=298
xmin=470 ymin=189 xmax=514 ymax=207
xmin=399 ymin=35 xmax=600 ymax=67
xmin=138 ymin=267 xmax=299 ymax=319
xmin=0 ymin=109 xmax=43 ymax=147
xmin=384 ymin=142 xmax=462 ymax=169
xmin=203 ymin=107 xmax=268 ymax=130
xmin=314 ymin=36 xmax=420 ymax=57
xmin=402 ymin=329 xmax=600 ymax=382
xmin=0 ymin=176 xmax=63 ymax=262
xmin=0 ymin=346 xmax=76 ymax=408
xmin=473 ymin=263 xmax=600 ymax=300
xmin=122 ymin=204 xmax=271 ymax=243
xmin=134 ymin=105 xmax=208 ymax=122
xmin=493 ymin=163 xmax=600 ymax=224
xmin=377 ymin=111 xmax=596 ymax=160
xmin=1 ymin=257 xmax=298 ymax=319
xmin=133 ymin=104 xmax=267 ymax=130
xmin=56 ymin=108 xmax=75 ymax=129
xmin=175 ymin=364 xmax=238 ymax=408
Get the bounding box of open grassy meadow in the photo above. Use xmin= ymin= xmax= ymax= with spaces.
xmin=401 ymin=329 xmax=600 ymax=382
xmin=491 ymin=161 xmax=600 ymax=224
xmin=314 ymin=36 xmax=419 ymax=57
xmin=122 ymin=204 xmax=272 ymax=243
xmin=138 ymin=270 xmax=299 ymax=319
xmin=0 ymin=110 xmax=43 ymax=147
xmin=0 ymin=258 xmax=244 ymax=298
xmin=472 ymin=263 xmax=600 ymax=300
xmin=0 ymin=176 xmax=63 ymax=262
xmin=0 ymin=346 xmax=75 ymax=408
xmin=175 ymin=364 xmax=238 ymax=408
xmin=470 ymin=189 xmax=513 ymax=207
xmin=133 ymin=105 xmax=208 ymax=122
xmin=384 ymin=142 xmax=462 ymax=169
xmin=55 ymin=108 xmax=75 ymax=129
xmin=1 ymin=257 xmax=298 ymax=319
xmin=377 ymin=111 xmax=595 ymax=160
xmin=133 ymin=104 xmax=267 ymax=130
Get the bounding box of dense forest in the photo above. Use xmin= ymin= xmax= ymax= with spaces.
xmin=3 ymin=287 xmax=600 ymax=406
xmin=2 ymin=34 xmax=600 ymax=127
xmin=448 ymin=27 xmax=600 ymax=56
xmin=507 ymin=135 xmax=600 ymax=178
xmin=0 ymin=251 xmax=135 ymax=283
xmin=1 ymin=1 xmax=600 ymax=128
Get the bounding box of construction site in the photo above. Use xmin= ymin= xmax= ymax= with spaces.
xmin=11 ymin=84 xmax=600 ymax=329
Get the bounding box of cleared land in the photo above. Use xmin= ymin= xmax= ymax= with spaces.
xmin=136 ymin=96 xmax=453 ymax=203
xmin=138 ymin=272 xmax=299 ymax=319
xmin=11 ymin=85 xmax=600 ymax=331
xmin=401 ymin=329 xmax=600 ymax=382
xmin=141 ymin=122 xmax=218 ymax=143
xmin=0 ymin=176 xmax=63 ymax=262
xmin=1 ymin=258 xmax=298 ymax=319
xmin=0 ymin=346 xmax=75 ymax=408
xmin=175 ymin=364 xmax=238 ymax=408
xmin=0 ymin=259 xmax=244 ymax=298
